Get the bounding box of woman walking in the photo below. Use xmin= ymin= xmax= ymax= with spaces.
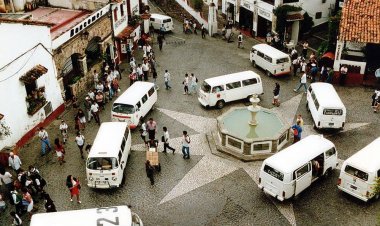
xmin=272 ymin=83 xmax=280 ymax=107
xmin=54 ymin=138 xmax=66 ymax=165
xmin=66 ymin=175 xmax=81 ymax=203
xmin=76 ymin=109 xmax=86 ymax=130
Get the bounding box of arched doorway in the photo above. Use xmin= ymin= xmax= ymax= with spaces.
xmin=61 ymin=53 xmax=81 ymax=101
xmin=85 ymin=36 xmax=102 ymax=69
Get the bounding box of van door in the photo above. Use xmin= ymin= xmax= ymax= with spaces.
xmin=295 ymin=162 xmax=312 ymax=195
xmin=324 ymin=147 xmax=337 ymax=173
xmin=134 ymin=101 xmax=142 ymax=124
xmin=211 ymin=85 xmax=225 ymax=106
xmin=225 ymin=81 xmax=243 ymax=102
xmin=141 ymin=94 xmax=149 ymax=117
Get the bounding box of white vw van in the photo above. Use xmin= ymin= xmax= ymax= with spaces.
xmin=250 ymin=44 xmax=291 ymax=77
xmin=258 ymin=135 xmax=338 ymax=201
xmin=306 ymin=83 xmax=346 ymax=129
xmin=198 ymin=71 xmax=263 ymax=109
xmin=31 ymin=205 xmax=143 ymax=226
xmin=112 ymin=82 xmax=157 ymax=129
xmin=150 ymin=13 xmax=174 ymax=32
xmin=86 ymin=122 xmax=131 ymax=189
xmin=338 ymin=138 xmax=380 ymax=202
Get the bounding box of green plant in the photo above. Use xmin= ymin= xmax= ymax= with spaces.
xmin=0 ymin=120 xmax=11 ymax=137
xmin=317 ymin=40 xmax=329 ymax=56
xmin=374 ymin=177 xmax=380 ymax=196
xmin=69 ymin=76 xmax=82 ymax=85
xmin=273 ymin=5 xmax=302 ymax=43
xmin=300 ymin=12 xmax=314 ymax=35
xmin=192 ymin=0 xmax=204 ymax=12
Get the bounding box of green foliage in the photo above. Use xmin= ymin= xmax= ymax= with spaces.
xmin=317 ymin=40 xmax=329 ymax=56
xmin=300 ymin=12 xmax=314 ymax=35
xmin=192 ymin=0 xmax=204 ymax=12
xmin=273 ymin=5 xmax=302 ymax=42
xmin=374 ymin=177 xmax=380 ymax=196
xmin=69 ymin=76 xmax=82 ymax=85
xmin=327 ymin=11 xmax=341 ymax=51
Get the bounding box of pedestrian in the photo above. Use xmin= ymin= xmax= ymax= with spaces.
xmin=0 ymin=168 xmax=13 ymax=202
xmin=43 ymin=193 xmax=57 ymax=212
xmin=11 ymin=189 xmax=23 ymax=216
xmin=59 ymin=120 xmax=68 ymax=145
xmin=157 ymin=34 xmax=164 ymax=51
xmin=320 ymin=65 xmax=328 ymax=82
xmin=189 ymin=73 xmax=198 ymax=94
xmin=66 ymin=175 xmax=81 ymax=203
xmin=112 ymin=78 xmax=120 ymax=97
xmin=8 ymin=152 xmax=22 ymax=174
xmin=93 ymin=70 xmax=99 ymax=88
xmin=296 ymin=114 xmax=304 ymax=128
xmin=373 ymin=95 xmax=380 ymax=113
xmin=76 ymin=109 xmax=86 ymax=130
xmin=142 ymin=60 xmax=150 ymax=81
xmin=75 ymin=132 xmax=85 ymax=159
xmin=10 ymin=211 xmax=22 ymax=226
xmin=292 ymin=58 xmax=300 ymax=77
xmin=91 ymin=101 xmax=100 ymax=125
xmin=326 ymin=67 xmax=334 ymax=84
xmin=310 ymin=62 xmax=318 ymax=83
xmin=193 ymin=22 xmax=197 ymax=34
xmin=201 ymin=24 xmax=206 ymax=38
xmin=291 ymin=121 xmax=303 ymax=143
xmin=28 ymin=165 xmax=46 ymax=195
xmin=371 ymin=89 xmax=380 ymax=107
xmin=162 ymin=127 xmax=175 ymax=153
xmin=164 ymin=70 xmax=172 ymax=89
xmin=54 ymin=138 xmax=66 ymax=165
xmin=145 ymin=160 xmax=154 ymax=186
xmin=95 ymin=81 xmax=104 ymax=93
xmin=129 ymin=69 xmax=137 ymax=86
xmin=21 ymin=187 xmax=35 ymax=219
xmin=339 ymin=65 xmax=348 ymax=86
xmin=95 ymin=91 xmax=104 ymax=111
xmin=290 ymin=48 xmax=298 ymax=60
xmin=88 ymin=89 xmax=95 ymax=101
xmin=272 ymin=82 xmax=280 ymax=107
xmin=293 ymin=71 xmax=308 ymax=93
xmin=302 ymin=41 xmax=309 ymax=58
xmin=136 ymin=64 xmax=143 ymax=81
xmin=83 ymin=97 xmax=92 ymax=123
xmin=139 ymin=118 xmax=148 ymax=146
xmin=183 ymin=73 xmax=190 ymax=95
xmin=237 ymin=32 xmax=243 ymax=48
xmin=146 ymin=118 xmax=157 ymax=141
xmin=37 ymin=127 xmax=51 ymax=156
xmin=152 ymin=68 xmax=159 ymax=89
xmin=130 ymin=57 xmax=136 ymax=71
xmin=181 ymin=131 xmax=191 ymax=159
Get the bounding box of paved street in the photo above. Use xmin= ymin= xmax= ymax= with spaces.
xmin=1 ymin=4 xmax=380 ymax=225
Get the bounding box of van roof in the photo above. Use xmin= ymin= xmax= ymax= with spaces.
xmin=264 ymin=135 xmax=335 ymax=173
xmin=252 ymin=44 xmax=289 ymax=59
xmin=204 ymin=70 xmax=261 ymax=87
xmin=344 ymin=137 xmax=380 ymax=172
xmin=88 ymin=122 xmax=128 ymax=158
xmin=114 ymin=81 xmax=154 ymax=106
xmin=310 ymin=83 xmax=346 ymax=109
xmin=151 ymin=13 xmax=172 ymax=19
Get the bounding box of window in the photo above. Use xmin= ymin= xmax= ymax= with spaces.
xmin=201 ymin=82 xmax=211 ymax=93
xmin=163 ymin=18 xmax=172 ymax=23
xmin=70 ymin=29 xmax=74 ymax=37
xmin=308 ymin=86 xmax=313 ymax=93
xmin=226 ymin=81 xmax=241 ymax=90
xmin=114 ymin=8 xmax=118 ymax=21
xmin=80 ymin=25 xmax=82 ymax=30
xmin=253 ymin=143 xmax=270 ymax=151
xmin=276 ymin=58 xmax=289 ymax=64
xmin=136 ymin=101 xmax=141 ymax=109
xmin=264 ymin=165 xmax=284 ymax=181
xmin=118 ymin=150 xmax=123 ymax=163
xmin=75 ymin=27 xmax=79 ymax=33
xmin=264 ymin=55 xmax=273 ymax=63
xmin=141 ymin=94 xmax=148 ymax=104
xmin=112 ymin=103 xmax=135 ymax=114
xmin=311 ymin=92 xmax=319 ymax=110
xmin=150 ymin=18 xmax=155 ymax=22
xmin=315 ymin=12 xmax=322 ymax=19
xmin=257 ymin=51 xmax=264 ymax=58
xmin=325 ymin=147 xmax=336 ymax=158
xmin=323 ymin=109 xmax=343 ymax=116
xmin=120 ymin=138 xmax=126 ymax=152
xmin=87 ymin=157 xmax=118 ymax=170
xmin=148 ymin=87 xmax=155 ymax=97
xmin=88 ymin=19 xmax=91 ymax=24
xmin=25 ymin=81 xmax=37 ymax=96
xmin=92 ymin=16 xmax=96 ymax=21
xmin=84 ymin=22 xmax=87 ymax=27
xmin=345 ymin=165 xmax=368 ymax=181
xmin=242 ymin=78 xmax=257 ymax=86
xmin=212 ymin=85 xmax=224 ymax=93
xmin=278 ymin=133 xmax=287 ymax=145
xmin=294 ymin=163 xmax=310 ymax=179
xmin=120 ymin=4 xmax=124 ymax=17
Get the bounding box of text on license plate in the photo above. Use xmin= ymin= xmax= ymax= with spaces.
xmin=329 ymin=123 xmax=334 ymax=126
xmin=350 ymin=185 xmax=357 ymax=190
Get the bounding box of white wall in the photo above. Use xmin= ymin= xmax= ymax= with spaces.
xmin=48 ymin=0 xmax=109 ymax=10
xmin=0 ymin=23 xmax=63 ymax=149
xmin=174 ymin=0 xmax=209 ymax=27
xmin=113 ymin=1 xmax=128 ymax=36
xmin=289 ymin=0 xmax=336 ymax=27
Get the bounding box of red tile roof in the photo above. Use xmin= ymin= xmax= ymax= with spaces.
xmin=286 ymin=13 xmax=303 ymax=22
xmin=339 ymin=0 xmax=380 ymax=43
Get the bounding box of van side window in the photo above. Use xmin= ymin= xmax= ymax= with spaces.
xmin=212 ymin=85 xmax=224 ymax=93
xmin=242 ymin=78 xmax=257 ymax=86
xmin=120 ymin=137 xmax=126 ymax=151
xmin=311 ymin=92 xmax=319 ymax=110
xmin=141 ymin=94 xmax=148 ymax=104
xmin=136 ymin=101 xmax=141 ymax=109
xmin=276 ymin=58 xmax=289 ymax=64
xmin=308 ymin=86 xmax=313 ymax=93
xmin=148 ymin=87 xmax=155 ymax=97
xmin=257 ymin=51 xmax=264 ymax=58
xmin=325 ymin=147 xmax=336 ymax=158
xmin=264 ymin=55 xmax=272 ymax=63
xmin=226 ymin=81 xmax=241 ymax=90
xmin=150 ymin=18 xmax=154 ymax=21
xmin=294 ymin=163 xmax=310 ymax=179
xmin=163 ymin=18 xmax=171 ymax=23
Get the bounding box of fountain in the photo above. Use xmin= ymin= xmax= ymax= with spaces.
xmin=213 ymin=95 xmax=291 ymax=161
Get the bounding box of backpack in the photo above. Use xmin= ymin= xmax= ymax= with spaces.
xmin=293 ymin=128 xmax=299 ymax=136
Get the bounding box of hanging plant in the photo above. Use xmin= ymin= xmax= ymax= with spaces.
xmin=0 ymin=119 xmax=11 ymax=137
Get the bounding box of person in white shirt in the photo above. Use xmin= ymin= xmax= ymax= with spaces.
xmin=38 ymin=127 xmax=51 ymax=156
xmin=59 ymin=120 xmax=68 ymax=144
xmin=183 ymin=73 xmax=190 ymax=95
xmin=294 ymin=71 xmax=308 ymax=93
xmin=0 ymin=170 xmax=13 ymax=201
xmin=88 ymin=89 xmax=95 ymax=100
xmin=189 ymin=73 xmax=198 ymax=94
xmin=162 ymin=127 xmax=175 ymax=153
xmin=90 ymin=102 xmax=100 ymax=125
xmin=164 ymin=70 xmax=171 ymax=89
xmin=237 ymin=32 xmax=243 ymax=48
xmin=95 ymin=82 xmax=104 ymax=93
xmin=136 ymin=64 xmax=143 ymax=81
xmin=142 ymin=61 xmax=150 ymax=81
xmin=181 ymin=131 xmax=191 ymax=159
xmin=130 ymin=57 xmax=136 ymax=71
xmin=8 ymin=152 xmax=22 ymax=173
xmin=75 ymin=132 xmax=85 ymax=159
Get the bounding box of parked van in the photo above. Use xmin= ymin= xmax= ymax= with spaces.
xmin=112 ymin=81 xmax=157 ymax=129
xmin=338 ymin=138 xmax=380 ymax=202
xmin=86 ymin=122 xmax=131 ymax=189
xmin=258 ymin=135 xmax=338 ymax=201
xmin=250 ymin=44 xmax=291 ymax=77
xmin=31 ymin=205 xmax=143 ymax=226
xmin=150 ymin=13 xmax=174 ymax=32
xmin=306 ymin=82 xmax=346 ymax=129
xmin=198 ymin=70 xmax=263 ymax=109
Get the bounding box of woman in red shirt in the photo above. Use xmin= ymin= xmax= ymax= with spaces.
xmin=66 ymin=175 xmax=81 ymax=203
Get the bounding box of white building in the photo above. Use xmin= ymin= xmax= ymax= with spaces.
xmin=0 ymin=20 xmax=64 ymax=150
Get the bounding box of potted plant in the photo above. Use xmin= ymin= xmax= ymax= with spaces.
xmin=0 ymin=119 xmax=11 ymax=138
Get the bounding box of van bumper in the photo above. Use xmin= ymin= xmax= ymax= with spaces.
xmin=129 ymin=124 xmax=137 ymax=130
xmin=273 ymin=70 xmax=291 ymax=77
xmin=337 ymin=185 xmax=369 ymax=202
xmin=87 ymin=182 xmax=119 ymax=189
xmin=261 ymin=186 xmax=284 ymax=201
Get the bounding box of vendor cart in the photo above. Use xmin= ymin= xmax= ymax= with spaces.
xmin=146 ymin=147 xmax=161 ymax=172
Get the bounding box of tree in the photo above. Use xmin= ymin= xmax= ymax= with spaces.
xmin=300 ymin=12 xmax=314 ymax=36
xmin=273 ymin=5 xmax=302 ymax=43
xmin=192 ymin=0 xmax=204 ymax=12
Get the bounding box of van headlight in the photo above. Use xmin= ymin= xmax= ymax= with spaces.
xmin=89 ymin=177 xmax=94 ymax=181
xmin=112 ymin=177 xmax=117 ymax=181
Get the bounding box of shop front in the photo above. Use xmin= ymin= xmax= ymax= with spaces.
xmin=255 ymin=3 xmax=273 ymax=38
xmin=115 ymin=25 xmax=141 ymax=63
xmin=239 ymin=0 xmax=254 ymax=35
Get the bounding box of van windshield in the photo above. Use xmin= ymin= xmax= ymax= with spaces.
xmin=87 ymin=157 xmax=118 ymax=170
xmin=276 ymin=57 xmax=289 ymax=64
xmin=345 ymin=165 xmax=368 ymax=181
xmin=323 ymin=109 xmax=343 ymax=115
xmin=201 ymin=81 xmax=211 ymax=93
xmin=112 ymin=103 xmax=135 ymax=114
xmin=264 ymin=165 xmax=284 ymax=181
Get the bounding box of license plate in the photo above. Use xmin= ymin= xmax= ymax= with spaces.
xmin=350 ymin=185 xmax=357 ymax=190
xmin=329 ymin=123 xmax=334 ymax=126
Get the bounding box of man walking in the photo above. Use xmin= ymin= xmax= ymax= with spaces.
xmin=201 ymin=24 xmax=206 ymax=39
xmin=136 ymin=64 xmax=143 ymax=81
xmin=142 ymin=60 xmax=150 ymax=81
xmin=90 ymin=101 xmax=100 ymax=125
xmin=75 ymin=132 xmax=85 ymax=159
xmin=293 ymin=71 xmax=308 ymax=93
xmin=162 ymin=127 xmax=175 ymax=153
xmin=339 ymin=65 xmax=348 ymax=86
xmin=146 ymin=118 xmax=157 ymax=141
xmin=181 ymin=131 xmax=191 ymax=159
xmin=59 ymin=120 xmax=68 ymax=144
xmin=157 ymin=34 xmax=164 ymax=51
xmin=164 ymin=70 xmax=172 ymax=90
xmin=237 ymin=32 xmax=243 ymax=48
xmin=83 ymin=97 xmax=92 ymax=123
xmin=38 ymin=127 xmax=51 ymax=156
xmin=8 ymin=152 xmax=22 ymax=174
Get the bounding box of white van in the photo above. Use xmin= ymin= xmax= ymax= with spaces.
xmin=86 ymin=122 xmax=131 ymax=189
xmin=306 ymin=82 xmax=346 ymax=129
xmin=338 ymin=138 xmax=380 ymax=202
xmin=250 ymin=44 xmax=291 ymax=77
xmin=31 ymin=205 xmax=143 ymax=226
xmin=150 ymin=13 xmax=174 ymax=32
xmin=258 ymin=135 xmax=338 ymax=201
xmin=198 ymin=70 xmax=263 ymax=109
xmin=112 ymin=81 xmax=157 ymax=129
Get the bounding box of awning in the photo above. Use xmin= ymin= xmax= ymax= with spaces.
xmin=116 ymin=25 xmax=139 ymax=40
xmin=322 ymin=52 xmax=335 ymax=61
xmin=286 ymin=13 xmax=304 ymax=22
xmin=19 ymin=64 xmax=48 ymax=84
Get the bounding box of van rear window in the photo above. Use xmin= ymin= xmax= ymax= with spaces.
xmin=201 ymin=81 xmax=211 ymax=93
xmin=323 ymin=109 xmax=343 ymax=115
xmin=264 ymin=165 xmax=284 ymax=181
xmin=242 ymin=78 xmax=258 ymax=86
xmin=112 ymin=103 xmax=135 ymax=114
xmin=276 ymin=58 xmax=289 ymax=64
xmin=345 ymin=165 xmax=368 ymax=181
xmin=163 ymin=18 xmax=171 ymax=23
xmin=87 ymin=157 xmax=118 ymax=170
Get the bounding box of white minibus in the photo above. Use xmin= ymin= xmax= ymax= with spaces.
xmin=306 ymin=82 xmax=346 ymax=129
xmin=30 ymin=205 xmax=143 ymax=226
xmin=86 ymin=122 xmax=131 ymax=189
xmin=258 ymin=135 xmax=338 ymax=201
xmin=150 ymin=13 xmax=174 ymax=32
xmin=198 ymin=70 xmax=263 ymax=109
xmin=249 ymin=44 xmax=291 ymax=77
xmin=112 ymin=81 xmax=157 ymax=129
xmin=338 ymin=137 xmax=380 ymax=202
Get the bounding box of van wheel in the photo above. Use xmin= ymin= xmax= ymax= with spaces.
xmin=252 ymin=61 xmax=256 ymax=67
xmin=266 ymin=70 xmax=272 ymax=77
xmin=323 ymin=168 xmax=332 ymax=178
xmin=216 ymin=100 xmax=225 ymax=109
